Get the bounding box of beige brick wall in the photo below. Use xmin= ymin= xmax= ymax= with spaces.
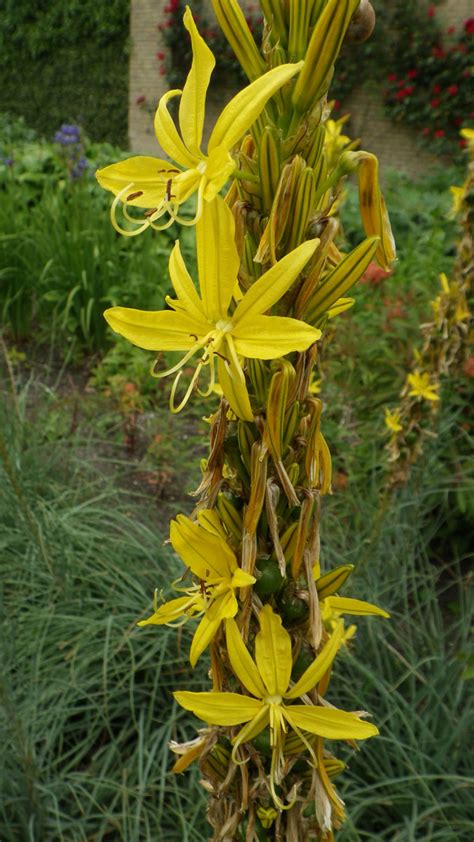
xmin=129 ymin=0 xmax=471 ymax=174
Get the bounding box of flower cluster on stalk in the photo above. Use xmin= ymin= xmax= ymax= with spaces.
xmin=97 ymin=2 xmax=395 ymax=835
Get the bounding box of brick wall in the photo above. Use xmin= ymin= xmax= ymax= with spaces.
xmin=129 ymin=0 xmax=470 ymax=175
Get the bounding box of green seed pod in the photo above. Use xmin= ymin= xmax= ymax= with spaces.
xmin=254 ymin=556 xmax=286 ymax=597
xmin=279 ymin=586 xmax=309 ymax=624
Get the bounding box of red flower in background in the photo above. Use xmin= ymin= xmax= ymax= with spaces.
xmin=407 ymin=69 xmax=418 ymax=79
xmin=432 ymin=46 xmax=445 ymax=58
xmin=434 ymin=129 xmax=445 ymax=138
xmin=422 ymin=127 xmax=431 ymax=136
xmin=433 ymin=84 xmax=441 ymax=94
xmin=463 ymin=357 xmax=474 ymax=378
xmin=361 ymin=263 xmax=393 ymax=286
xmin=430 ymin=99 xmax=440 ymax=108
xmin=387 ymin=73 xmax=397 ymax=82
xmin=464 ymin=18 xmax=474 ymax=34
xmin=427 ymin=5 xmax=436 ymax=17
xmin=447 ymin=84 xmax=459 ymax=96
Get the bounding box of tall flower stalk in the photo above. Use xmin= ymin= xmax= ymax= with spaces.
xmin=97 ymin=2 xmax=394 ymax=837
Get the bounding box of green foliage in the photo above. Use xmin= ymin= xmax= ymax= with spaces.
xmin=0 ymin=117 xmax=183 ymax=352
xmin=0 ymin=1 xmax=129 ymax=145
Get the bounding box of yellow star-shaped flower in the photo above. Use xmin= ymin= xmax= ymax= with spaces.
xmin=104 ymin=198 xmax=321 ymax=419
xmin=96 ymin=7 xmax=302 ymax=235
xmin=175 ymin=605 xmax=378 ymax=809
xmin=407 ymin=370 xmax=440 ymax=402
xmin=138 ymin=510 xmax=255 ymax=666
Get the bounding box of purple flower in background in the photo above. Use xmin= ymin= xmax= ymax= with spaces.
xmin=71 ymin=157 xmax=89 ymax=180
xmin=54 ymin=123 xmax=89 ymax=179
xmin=2 ymin=157 xmax=13 ymax=167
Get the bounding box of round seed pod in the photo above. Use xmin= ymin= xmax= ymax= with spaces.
xmin=254 ymin=557 xmax=286 ymax=598
xmin=279 ymin=586 xmax=309 ymax=624
xmin=344 ymin=0 xmax=376 ymax=44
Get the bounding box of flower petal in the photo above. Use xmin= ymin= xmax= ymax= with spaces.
xmin=189 ymin=614 xmax=221 ymax=665
xmin=169 ymin=240 xmax=207 ymax=322
xmin=103 ymin=307 xmax=208 ymax=351
xmin=232 ymin=705 xmax=270 ymax=750
xmin=284 ymin=705 xmax=379 ymax=740
xmin=170 ymin=514 xmax=237 ymax=580
xmin=154 ymin=89 xmax=198 ymax=169
xmin=206 ymin=590 xmax=238 ymax=622
xmin=233 ymin=239 xmax=319 ymax=323
xmin=179 ymin=7 xmax=216 ymax=157
xmin=137 ymin=595 xmax=197 ymax=626
xmin=208 ymin=62 xmax=303 ymax=153
xmin=285 ymin=622 xmax=344 ymax=700
xmin=233 ymin=315 xmax=321 ymax=359
xmin=174 ymin=691 xmax=264 ymax=725
xmin=255 ymin=605 xmax=292 ymax=696
xmin=95 ymin=156 xmax=176 ymax=206
xmin=196 ymin=197 xmax=240 ymax=321
xmin=217 ymin=350 xmax=253 ymax=421
xmin=325 ymin=596 xmax=390 ymax=619
xmin=226 ymin=617 xmax=267 ymax=699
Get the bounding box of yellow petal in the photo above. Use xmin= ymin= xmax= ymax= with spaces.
xmin=206 ymin=590 xmax=238 ymax=622
xmin=326 ymin=596 xmax=390 ymax=619
xmin=217 ymin=350 xmax=253 ymax=421
xmin=208 ymin=62 xmax=303 ymax=153
xmin=170 ymin=515 xmax=237 ymax=580
xmin=226 ymin=617 xmax=267 ymax=699
xmin=255 ymin=605 xmax=292 ymax=696
xmin=233 ymin=315 xmax=321 ymax=359
xmin=233 ymin=239 xmax=319 ymax=323
xmin=137 ymin=595 xmax=197 ymax=626
xmin=197 ymin=508 xmax=227 ymax=539
xmin=174 ymin=691 xmax=264 ymax=725
xmin=169 ymin=240 xmax=206 ymax=322
xmin=285 ymin=621 xmax=344 ymax=700
xmin=95 ymin=156 xmax=176 ymax=205
xmin=179 ymin=7 xmax=216 ymax=157
xmin=154 ymin=89 xmax=198 ymax=169
xmin=196 ymin=197 xmax=240 ymax=321
xmin=231 ymin=569 xmax=257 ymax=587
xmin=103 ymin=307 xmax=209 ymax=351
xmin=284 ymin=705 xmax=379 ymax=740
xmin=357 ymin=153 xmax=396 ymax=270
xmin=232 ymin=705 xmax=270 ymax=751
xmin=189 ymin=614 xmax=222 ymax=666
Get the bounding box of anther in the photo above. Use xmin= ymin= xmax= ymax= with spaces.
xmin=126 ymin=190 xmax=144 ymax=201
xmin=144 ymin=207 xmax=159 ymax=217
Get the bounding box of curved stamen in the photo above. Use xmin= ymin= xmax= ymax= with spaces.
xmin=225 ymin=335 xmax=247 ymax=386
xmin=170 ymin=361 xmax=203 ymax=414
xmin=198 ymin=350 xmax=217 ymax=398
xmin=269 ymin=747 xmax=298 ymax=811
xmin=111 ymin=186 xmax=150 ymax=237
xmin=150 ymin=336 xmax=210 ymax=380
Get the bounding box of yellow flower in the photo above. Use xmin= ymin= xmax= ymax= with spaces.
xmin=104 ymin=198 xmax=321 ymax=419
xmin=384 ymin=407 xmax=402 ymax=434
xmin=407 ymin=370 xmax=440 ymax=402
xmin=449 ymin=186 xmax=464 ymax=217
xmin=339 ymin=151 xmax=396 ymax=271
xmin=175 ymin=605 xmax=378 ymax=808
xmin=256 ymin=806 xmax=279 ymax=828
xmin=96 ymin=7 xmax=302 ymax=236
xmin=138 ymin=510 xmax=255 ymax=666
